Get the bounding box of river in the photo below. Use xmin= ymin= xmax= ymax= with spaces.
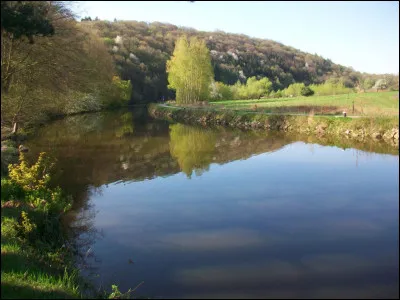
xmin=24 ymin=108 xmax=399 ymax=299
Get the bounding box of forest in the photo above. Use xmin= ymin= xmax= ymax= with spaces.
xmin=80 ymin=19 xmax=398 ymax=103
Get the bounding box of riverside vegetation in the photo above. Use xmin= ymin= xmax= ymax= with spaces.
xmin=148 ymin=35 xmax=398 ymax=147
xmin=1 ymin=152 xmax=135 ymax=299
xmin=1 ymin=2 xmax=132 ymax=299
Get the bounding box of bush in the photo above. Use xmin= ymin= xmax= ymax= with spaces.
xmin=8 ymin=152 xmax=55 ymax=192
xmin=270 ymin=90 xmax=283 ymax=98
xmin=1 ymin=178 xmax=25 ymax=201
xmin=309 ymin=82 xmax=353 ymax=96
xmin=102 ymin=76 xmax=132 ymax=108
xmin=7 ymin=152 xmax=73 ymax=214
xmin=301 ymin=86 xmax=315 ymax=97
xmin=283 ymin=83 xmax=305 ymax=97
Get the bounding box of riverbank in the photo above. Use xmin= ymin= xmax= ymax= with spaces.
xmin=1 ymin=151 xmax=127 ymax=299
xmin=148 ymin=103 xmax=399 ymax=147
xmin=1 ymin=151 xmax=84 ymax=298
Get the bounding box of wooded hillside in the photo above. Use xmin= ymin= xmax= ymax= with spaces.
xmin=81 ymin=20 xmax=397 ymax=104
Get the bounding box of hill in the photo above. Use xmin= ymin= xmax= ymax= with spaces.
xmin=80 ymin=20 xmax=397 ymax=103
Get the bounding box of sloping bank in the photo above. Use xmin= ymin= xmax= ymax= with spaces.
xmin=148 ymin=104 xmax=399 ymax=147
xmin=1 ymin=151 xmax=129 ymax=299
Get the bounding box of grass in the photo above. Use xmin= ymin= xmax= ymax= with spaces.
xmin=1 ymin=167 xmax=83 ymax=299
xmin=0 ymin=151 xmax=137 ymax=299
xmin=149 ymin=101 xmax=399 ymax=148
xmin=1 ymin=206 xmax=82 ymax=299
xmin=210 ymin=91 xmax=399 ymax=117
xmin=1 ymin=153 xmax=87 ymax=299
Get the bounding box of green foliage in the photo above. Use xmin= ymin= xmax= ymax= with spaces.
xmin=1 ymin=1 xmax=55 ymax=43
xmin=103 ymin=76 xmax=132 ymax=108
xmin=19 ymin=211 xmax=37 ymax=239
xmin=8 ymin=152 xmax=55 ymax=192
xmin=1 ymin=177 xmax=25 ymax=201
xmin=210 ymin=81 xmax=234 ymax=100
xmin=103 ymin=37 xmax=114 ymax=46
xmin=1 ymin=2 xmax=118 ymax=130
xmin=284 ymin=83 xmax=305 ymax=97
xmin=270 ymin=90 xmax=284 ymax=98
xmin=79 ymin=20 xmax=378 ymax=104
xmin=1 ymin=143 xmax=19 ymax=176
xmin=309 ymin=81 xmax=353 ymax=96
xmin=108 ymin=285 xmax=123 ymax=299
xmin=166 ymin=36 xmax=214 ymax=104
xmin=300 ymin=86 xmax=315 ymax=97
xmin=1 ymin=217 xmax=19 ymax=240
xmin=108 ymin=284 xmax=134 ymax=299
xmin=245 ymin=77 xmax=272 ymax=99
xmin=6 ymin=152 xmax=73 ymax=214
xmin=226 ymin=77 xmax=273 ymax=100
xmin=361 ymin=78 xmax=375 ymax=91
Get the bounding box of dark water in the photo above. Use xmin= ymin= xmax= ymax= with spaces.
xmin=24 ymin=109 xmax=399 ymax=299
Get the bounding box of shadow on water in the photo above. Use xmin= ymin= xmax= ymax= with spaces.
xmin=22 ymin=108 xmax=399 ymax=299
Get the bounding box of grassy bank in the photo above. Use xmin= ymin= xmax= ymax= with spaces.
xmin=148 ymin=103 xmax=399 ymax=147
xmin=211 ymin=91 xmax=399 ymax=116
xmin=1 ymin=152 xmax=83 ymax=298
xmin=1 ymin=152 xmax=134 ymax=299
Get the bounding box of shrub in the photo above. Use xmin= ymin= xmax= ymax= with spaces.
xmin=8 ymin=152 xmax=55 ymax=192
xmin=301 ymin=86 xmax=315 ymax=97
xmin=309 ymin=82 xmax=353 ymax=96
xmin=1 ymin=178 xmax=25 ymax=201
xmin=283 ymin=83 xmax=305 ymax=97
xmin=102 ymin=76 xmax=132 ymax=108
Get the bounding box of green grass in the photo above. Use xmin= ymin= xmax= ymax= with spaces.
xmin=1 ymin=152 xmax=83 ymax=299
xmin=1 ymin=206 xmax=81 ymax=299
xmin=210 ymin=91 xmax=399 ymax=116
xmin=0 ymin=152 xmax=134 ymax=299
xmin=149 ymin=102 xmax=399 ymax=150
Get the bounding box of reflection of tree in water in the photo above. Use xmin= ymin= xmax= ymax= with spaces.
xmin=169 ymin=124 xmax=216 ymax=178
xmin=115 ymin=112 xmax=134 ymax=138
xmin=65 ymin=186 xmax=104 ymax=275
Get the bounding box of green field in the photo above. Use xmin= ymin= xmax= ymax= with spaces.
xmin=210 ymin=91 xmax=399 ymax=117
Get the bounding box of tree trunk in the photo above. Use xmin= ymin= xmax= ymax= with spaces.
xmin=11 ymin=122 xmax=18 ymax=135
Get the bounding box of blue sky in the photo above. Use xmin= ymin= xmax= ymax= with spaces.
xmin=72 ymin=1 xmax=399 ymax=75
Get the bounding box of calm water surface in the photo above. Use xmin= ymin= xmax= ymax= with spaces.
xmin=25 ymin=109 xmax=399 ymax=299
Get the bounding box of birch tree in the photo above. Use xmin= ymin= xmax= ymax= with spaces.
xmin=166 ymin=36 xmax=213 ymax=104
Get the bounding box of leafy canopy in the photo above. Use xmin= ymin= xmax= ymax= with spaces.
xmin=166 ymin=36 xmax=213 ymax=103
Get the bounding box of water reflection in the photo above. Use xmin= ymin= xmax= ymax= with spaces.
xmin=23 ymin=109 xmax=399 ymax=299
xmin=169 ymin=124 xmax=216 ymax=178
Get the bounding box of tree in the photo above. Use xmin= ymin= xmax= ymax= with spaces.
xmin=246 ymin=77 xmax=272 ymax=99
xmin=373 ymin=79 xmax=387 ymax=92
xmin=360 ymin=77 xmax=375 ymax=92
xmin=284 ymin=83 xmax=305 ymax=97
xmin=166 ymin=36 xmax=213 ymax=104
xmin=1 ymin=1 xmax=56 ymax=44
xmin=1 ymin=1 xmax=116 ymax=131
